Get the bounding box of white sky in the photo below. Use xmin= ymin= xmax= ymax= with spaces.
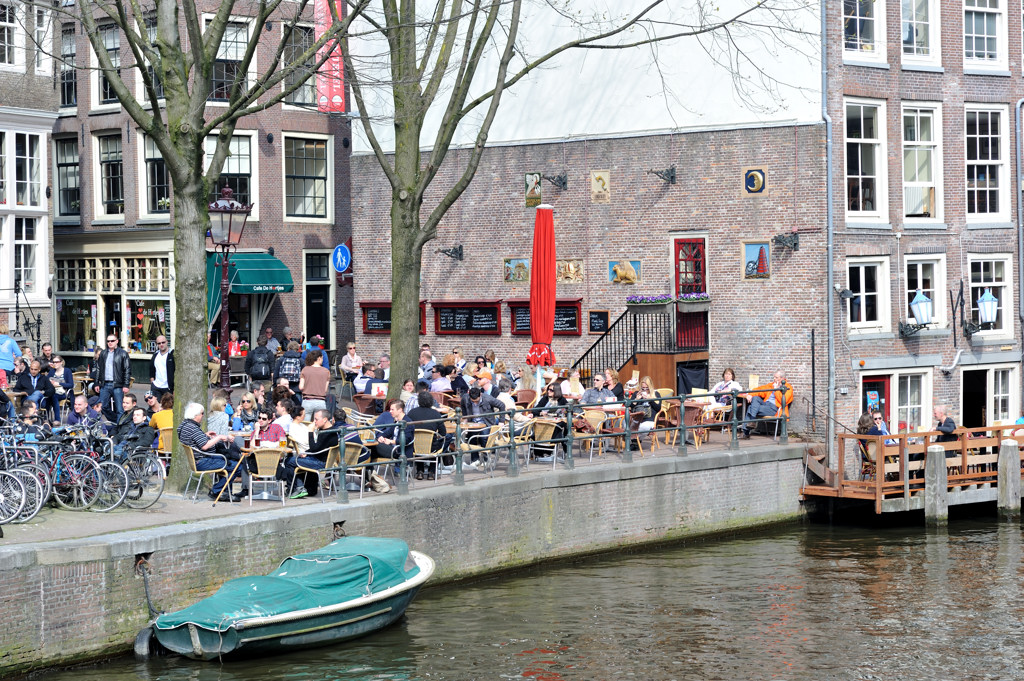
xmin=347 ymin=0 xmax=822 ymax=153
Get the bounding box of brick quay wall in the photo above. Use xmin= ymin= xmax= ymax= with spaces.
xmin=0 ymin=445 xmax=808 ymax=676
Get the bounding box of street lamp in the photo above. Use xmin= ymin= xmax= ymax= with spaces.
xmin=963 ymin=288 xmax=999 ymax=340
xmin=899 ymin=289 xmax=933 ymax=338
xmin=208 ymin=186 xmax=253 ymax=391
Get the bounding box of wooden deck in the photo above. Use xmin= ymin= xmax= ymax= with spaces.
xmin=801 ymin=426 xmax=1024 ymax=513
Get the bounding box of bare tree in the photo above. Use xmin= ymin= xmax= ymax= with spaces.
xmin=35 ymin=0 xmax=366 ymax=488
xmin=342 ymin=0 xmax=816 ymax=390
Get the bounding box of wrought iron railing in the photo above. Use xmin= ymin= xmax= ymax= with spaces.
xmin=572 ymin=310 xmax=678 ymax=378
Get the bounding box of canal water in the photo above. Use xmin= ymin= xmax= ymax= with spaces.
xmin=36 ymin=519 xmax=1024 ymax=680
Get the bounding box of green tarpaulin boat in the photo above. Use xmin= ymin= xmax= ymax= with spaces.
xmin=146 ymin=536 xmax=434 ymax=660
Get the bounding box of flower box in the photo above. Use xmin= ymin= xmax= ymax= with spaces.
xmin=627 ymin=302 xmax=675 ymax=315
xmin=676 ymin=299 xmax=711 ymax=313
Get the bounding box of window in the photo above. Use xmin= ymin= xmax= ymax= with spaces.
xmin=903 ymin=0 xmax=938 ymax=61
xmin=59 ymin=25 xmax=76 ymax=107
xmin=306 ymin=253 xmax=329 ymax=281
xmin=969 ymin=256 xmax=1011 ymax=334
xmin=0 ymin=1 xmax=21 ymax=70
xmin=142 ymin=19 xmax=163 ymax=100
xmin=0 ymin=132 xmax=5 ymax=203
xmin=97 ymin=134 xmax=124 ymax=216
xmin=284 ymin=25 xmax=316 ymax=106
xmin=284 ymin=136 xmax=328 ymax=218
xmin=848 ymin=258 xmax=890 ymax=332
xmin=903 ymin=106 xmax=940 ymax=219
xmin=905 ymin=256 xmax=945 ymax=327
xmin=13 ymin=217 xmax=37 ymax=294
xmin=964 ymin=0 xmax=1004 ymax=66
xmin=97 ymin=25 xmax=120 ymax=104
xmin=209 ymin=21 xmax=249 ymax=101
xmin=965 ymin=107 xmax=1007 ymax=219
xmin=54 ymin=138 xmax=80 ymax=217
xmin=206 ymin=134 xmax=252 ymax=205
xmin=992 ymin=368 xmax=1012 ymax=423
xmin=896 ymin=373 xmax=926 ymax=433
xmin=144 ymin=136 xmax=170 ymax=213
xmin=14 ymin=132 xmax=41 ymax=207
xmin=846 ymin=100 xmax=886 ymax=218
xmin=674 ymin=238 xmax=707 ymax=295
xmin=34 ymin=7 xmax=50 ymax=75
xmin=844 ymin=0 xmax=884 ymax=59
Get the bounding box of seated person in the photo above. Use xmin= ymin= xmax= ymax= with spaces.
xmin=0 ymin=388 xmax=12 ymax=421
xmin=354 ymin=363 xmax=377 ymax=394
xmin=17 ymin=400 xmax=46 ymax=440
xmin=407 ymin=390 xmax=452 ymax=479
xmin=560 ymin=370 xmax=585 ymax=402
xmin=429 ymin=365 xmax=452 ymax=393
xmin=67 ymin=394 xmax=99 ymax=427
xmin=254 ymin=406 xmax=288 ymax=444
xmin=460 ymin=386 xmax=503 ymax=465
xmin=739 ymin=371 xmax=793 ymax=439
xmin=581 ymin=375 xmax=616 ymax=409
xmin=47 ymin=355 xmax=74 ymax=421
xmin=630 ymin=377 xmax=659 ymax=440
xmin=109 ymin=394 xmax=143 ymax=442
xmin=280 ymin=408 xmax=341 ymax=498
xmin=374 ymin=399 xmax=414 ymax=462
xmin=113 ymin=406 xmax=158 ymax=459
xmin=709 ymin=368 xmax=743 ymax=413
xmin=177 ymin=401 xmax=248 ymax=501
xmin=450 ymin=367 xmax=470 ymax=395
xmin=14 ymin=360 xmax=54 ymax=417
xmin=339 ymin=343 xmax=363 ymax=382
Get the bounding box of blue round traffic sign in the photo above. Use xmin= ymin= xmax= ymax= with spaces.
xmin=331 ymin=244 xmax=352 ymax=273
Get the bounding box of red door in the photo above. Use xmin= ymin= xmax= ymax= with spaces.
xmin=861 ymin=375 xmax=890 ymax=426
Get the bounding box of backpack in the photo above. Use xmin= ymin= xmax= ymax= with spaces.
xmin=278 ymin=355 xmax=302 ymax=383
xmin=250 ymin=347 xmax=273 ymax=380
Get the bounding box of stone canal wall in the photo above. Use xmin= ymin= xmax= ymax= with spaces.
xmin=0 ymin=445 xmax=807 ymax=675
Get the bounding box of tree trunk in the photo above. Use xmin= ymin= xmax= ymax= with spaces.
xmin=388 ymin=195 xmax=425 ymax=398
xmin=166 ymin=178 xmax=210 ymax=491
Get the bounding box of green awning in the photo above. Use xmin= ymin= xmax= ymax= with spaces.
xmin=206 ymin=252 xmax=294 ymax=326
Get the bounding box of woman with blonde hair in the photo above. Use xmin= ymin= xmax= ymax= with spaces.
xmin=604 ymin=367 xmax=623 ymax=400
xmin=207 ymin=395 xmax=231 ymax=435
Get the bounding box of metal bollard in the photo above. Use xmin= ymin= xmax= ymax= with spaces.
xmin=622 ymin=398 xmax=633 ymax=464
xmin=564 ymin=404 xmax=575 ymax=470
xmin=453 ymin=408 xmax=465 ymax=486
xmin=507 ymin=416 xmax=519 ymax=477
xmin=397 ymin=427 xmax=410 ymax=495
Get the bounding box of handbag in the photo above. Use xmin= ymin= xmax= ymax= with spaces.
xmin=572 ymin=416 xmax=595 ymax=434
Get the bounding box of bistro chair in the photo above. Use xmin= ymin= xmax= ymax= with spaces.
xmin=531 ymin=419 xmax=561 ymax=468
xmin=291 ymin=444 xmax=341 ymax=503
xmin=249 ymin=447 xmax=286 ymax=506
xmin=181 ymin=445 xmax=228 ymax=503
xmin=413 ymin=428 xmax=446 ymax=481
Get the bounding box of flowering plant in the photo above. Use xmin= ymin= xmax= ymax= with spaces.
xmin=311 ymin=334 xmax=325 ymax=347
xmin=678 ymin=292 xmax=711 ymax=301
xmin=626 ymin=294 xmax=674 ymax=304
xmin=239 ymin=340 xmax=250 ymax=350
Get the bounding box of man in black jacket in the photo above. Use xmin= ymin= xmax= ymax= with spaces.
xmin=13 ymin=360 xmax=55 ymax=416
xmin=97 ymin=334 xmax=131 ymax=421
xmin=407 ymin=391 xmax=453 ymax=479
xmin=148 ymin=335 xmax=174 ymax=399
xmin=280 ymin=407 xmax=340 ymax=498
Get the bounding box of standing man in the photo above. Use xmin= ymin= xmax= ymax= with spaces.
xmin=148 ymin=335 xmax=174 ymax=400
xmin=98 ymin=333 xmax=131 ymax=421
xmin=0 ymin=322 xmax=21 ymax=389
xmin=739 ymin=370 xmax=793 ymax=439
xmin=264 ymin=327 xmax=281 ymax=355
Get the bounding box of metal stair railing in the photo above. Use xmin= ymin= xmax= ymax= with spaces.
xmin=572 ymin=310 xmax=675 ymax=378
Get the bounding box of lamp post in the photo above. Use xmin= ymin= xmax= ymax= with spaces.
xmin=208 ymin=187 xmax=253 ymax=391
xmin=899 ymin=289 xmax=933 ymax=338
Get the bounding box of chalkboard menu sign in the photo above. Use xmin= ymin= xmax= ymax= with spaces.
xmin=588 ymin=310 xmax=610 ymax=334
xmin=508 ymin=299 xmax=582 ymax=336
xmin=433 ymin=301 xmax=502 ymax=335
xmin=360 ymin=301 xmax=426 ymax=335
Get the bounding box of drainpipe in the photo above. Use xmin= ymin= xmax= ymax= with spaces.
xmin=1015 ymin=99 xmax=1024 ymax=412
xmin=822 ymin=0 xmax=836 ymax=466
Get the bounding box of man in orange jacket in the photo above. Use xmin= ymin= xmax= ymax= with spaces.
xmin=739 ymin=370 xmax=793 ymax=439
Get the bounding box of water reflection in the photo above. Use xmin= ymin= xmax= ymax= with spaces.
xmin=34 ymin=521 xmax=1024 ymax=680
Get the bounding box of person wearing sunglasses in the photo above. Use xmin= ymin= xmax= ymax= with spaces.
xmin=148 ymin=335 xmax=175 ymax=400
xmin=96 ymin=334 xmax=131 ymax=421
xmin=232 ymin=392 xmax=259 ymax=431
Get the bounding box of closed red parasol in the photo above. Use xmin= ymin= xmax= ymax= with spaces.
xmin=526 ymin=205 xmax=556 ymax=366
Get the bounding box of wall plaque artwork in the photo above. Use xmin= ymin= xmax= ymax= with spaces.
xmin=503 ymin=257 xmax=530 ymax=282
xmin=525 ymin=172 xmax=542 ymax=207
xmin=555 ymin=259 xmax=583 ymax=283
xmin=743 ymin=241 xmax=771 ymax=280
xmin=608 ymin=260 xmax=641 ymax=284
xmin=743 ymin=167 xmax=767 ymax=195
xmin=591 ymin=170 xmax=610 ymax=203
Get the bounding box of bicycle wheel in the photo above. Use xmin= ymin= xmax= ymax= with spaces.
xmin=18 ymin=461 xmax=52 ymax=505
xmin=92 ymin=461 xmax=129 ymax=512
xmin=123 ymin=453 xmax=165 ymax=510
xmin=0 ymin=471 xmax=26 ymax=524
xmin=52 ymin=454 xmax=102 ymax=510
xmin=8 ymin=468 xmax=44 ymax=523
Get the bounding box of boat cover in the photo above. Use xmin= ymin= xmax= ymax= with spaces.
xmin=155 ymin=537 xmax=419 ymax=633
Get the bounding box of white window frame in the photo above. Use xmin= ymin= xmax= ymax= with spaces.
xmin=847 ymin=256 xmax=891 ymax=334
xmin=59 ymin=24 xmax=76 ymax=110
xmin=968 ymin=254 xmax=1013 ymax=337
xmin=902 ymin=0 xmax=941 ymax=67
xmin=902 ymin=103 xmax=942 ymax=223
xmin=904 ymin=254 xmax=947 ymax=328
xmin=11 ymin=131 xmax=42 ymax=208
xmin=964 ymin=0 xmax=1007 ymax=71
xmin=965 ymin=105 xmax=1009 ymax=223
xmin=136 ymin=17 xmax=164 ymax=105
xmin=0 ymin=1 xmax=25 ymax=73
xmin=33 ymin=6 xmax=51 ymax=76
xmin=302 ymin=249 xmax=335 ymax=349
xmin=88 ymin=25 xmax=122 ymax=113
xmin=137 ymin=132 xmax=171 ymax=220
xmin=845 ymin=98 xmax=888 ymax=221
xmin=986 ymin=364 xmax=1017 ymax=424
xmin=282 ymin=133 xmax=333 ymax=224
xmin=282 ymin=23 xmax=317 ymax=110
xmin=203 ymin=130 xmax=260 ymax=222
xmin=843 ymin=0 xmax=886 ymax=64
xmin=893 ymin=370 xmax=931 ymax=434
xmin=202 ymin=14 xmax=256 ymax=106
xmin=91 ymin=132 xmax=125 ymax=222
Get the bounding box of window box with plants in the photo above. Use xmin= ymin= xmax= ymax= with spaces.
xmin=626 ymin=294 xmax=675 ymax=315
xmin=676 ymin=292 xmax=711 ymax=313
